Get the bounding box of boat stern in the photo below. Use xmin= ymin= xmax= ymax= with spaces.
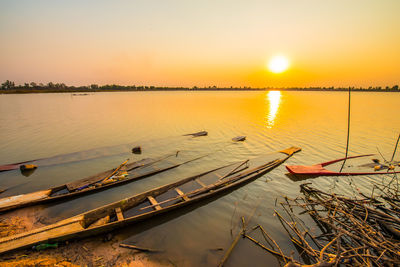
xmin=285 ymin=164 xmax=335 ymax=175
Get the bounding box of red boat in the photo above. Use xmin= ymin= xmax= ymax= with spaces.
xmin=0 ymin=160 xmax=37 ymax=172
xmin=286 ymin=154 xmax=400 ymax=176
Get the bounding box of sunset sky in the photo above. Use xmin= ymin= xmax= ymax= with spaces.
xmin=1 ymin=0 xmax=399 ymax=88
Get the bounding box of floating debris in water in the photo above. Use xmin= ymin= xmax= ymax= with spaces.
xmin=183 ymin=131 xmax=208 ymax=137
xmin=131 ymin=146 xmax=142 ymax=154
xmin=232 ymin=136 xmax=246 ymax=142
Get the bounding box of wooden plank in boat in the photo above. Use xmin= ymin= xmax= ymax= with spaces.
xmin=215 ymin=173 xmax=223 ymax=179
xmin=147 ymin=196 xmax=162 ymax=210
xmin=195 ymin=178 xmax=206 ymax=188
xmin=174 ymin=188 xmax=189 ymax=201
xmin=115 ymin=207 xmax=124 ymax=221
xmin=90 ymin=215 xmax=110 ymax=227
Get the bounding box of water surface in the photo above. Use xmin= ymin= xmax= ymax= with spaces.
xmin=0 ymin=91 xmax=399 ymax=266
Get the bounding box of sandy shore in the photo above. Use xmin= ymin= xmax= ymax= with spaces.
xmin=0 ymin=209 xmax=172 ymax=267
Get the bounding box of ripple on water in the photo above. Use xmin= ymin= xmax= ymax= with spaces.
xmin=0 ymin=91 xmax=400 ymax=266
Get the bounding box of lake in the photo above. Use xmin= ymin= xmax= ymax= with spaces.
xmin=0 ymin=91 xmax=399 ymax=266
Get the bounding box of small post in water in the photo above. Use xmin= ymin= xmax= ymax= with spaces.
xmin=339 ymin=87 xmax=351 ymax=173
xmin=391 ymin=133 xmax=400 ymax=162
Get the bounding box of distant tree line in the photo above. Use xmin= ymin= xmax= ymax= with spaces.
xmin=283 ymin=85 xmax=399 ymax=92
xmin=1 ymin=80 xmax=399 ymax=93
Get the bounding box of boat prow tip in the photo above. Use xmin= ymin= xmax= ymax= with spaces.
xmin=280 ymin=146 xmax=302 ymax=156
xmin=285 ymin=165 xmax=293 ymax=173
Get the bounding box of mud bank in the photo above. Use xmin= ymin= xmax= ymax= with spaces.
xmin=0 ymin=212 xmax=172 ymax=267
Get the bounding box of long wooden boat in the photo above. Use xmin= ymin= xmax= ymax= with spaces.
xmin=286 ymin=154 xmax=400 ymax=176
xmin=0 ymin=160 xmax=40 ymax=172
xmin=0 ymin=146 xmax=300 ymax=255
xmin=0 ymin=152 xmax=202 ymax=213
xmin=0 ymin=131 xmax=209 ymax=173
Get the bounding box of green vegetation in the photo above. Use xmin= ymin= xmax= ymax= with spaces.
xmin=1 ymin=80 xmax=399 ymax=94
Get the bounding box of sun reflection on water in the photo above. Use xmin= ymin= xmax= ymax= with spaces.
xmin=265 ymin=91 xmax=281 ymax=128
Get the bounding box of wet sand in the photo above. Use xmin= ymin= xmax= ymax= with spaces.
xmin=0 ymin=210 xmax=172 ymax=267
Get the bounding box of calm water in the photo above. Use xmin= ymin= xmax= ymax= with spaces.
xmin=0 ymin=91 xmax=400 ymax=266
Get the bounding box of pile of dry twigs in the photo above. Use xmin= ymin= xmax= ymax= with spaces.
xmin=241 ymin=180 xmax=400 ymax=267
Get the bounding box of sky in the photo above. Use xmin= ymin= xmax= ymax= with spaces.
xmin=1 ymin=0 xmax=399 ymax=88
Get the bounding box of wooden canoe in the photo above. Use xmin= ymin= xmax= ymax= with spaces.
xmin=286 ymin=154 xmax=400 ymax=176
xmin=0 ymin=146 xmax=300 ymax=255
xmin=0 ymin=152 xmax=202 ymax=213
xmin=0 ymin=132 xmax=208 ymax=173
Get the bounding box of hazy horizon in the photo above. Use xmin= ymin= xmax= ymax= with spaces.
xmin=1 ymin=0 xmax=399 ymax=88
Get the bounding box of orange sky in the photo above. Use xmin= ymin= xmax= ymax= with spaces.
xmin=0 ymin=0 xmax=399 ymax=88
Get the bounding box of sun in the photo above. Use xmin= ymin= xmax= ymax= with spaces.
xmin=268 ymin=55 xmax=289 ymax=73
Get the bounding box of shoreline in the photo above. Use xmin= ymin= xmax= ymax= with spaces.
xmin=0 ymin=209 xmax=171 ymax=267
xmin=1 ymin=88 xmax=400 ymax=94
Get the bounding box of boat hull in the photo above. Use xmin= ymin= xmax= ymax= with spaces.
xmin=286 ymin=154 xmax=400 ymax=176
xmin=0 ymin=146 xmax=301 ymax=255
